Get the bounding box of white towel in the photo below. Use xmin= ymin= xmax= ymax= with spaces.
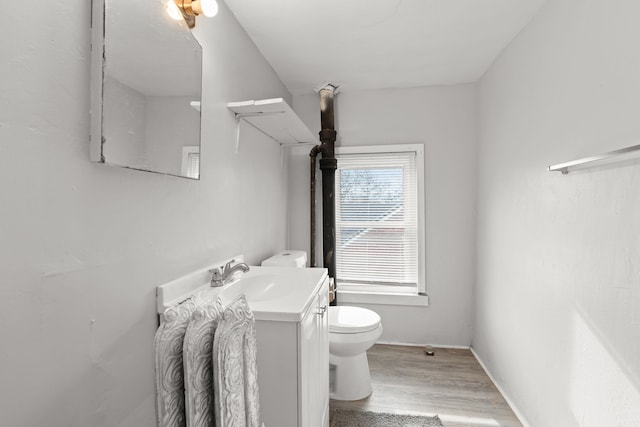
xmin=183 ymin=298 xmax=224 ymax=427
xmin=213 ymin=295 xmax=264 ymax=427
xmin=154 ymin=298 xmax=198 ymax=427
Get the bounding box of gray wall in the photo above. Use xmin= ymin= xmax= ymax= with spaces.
xmin=289 ymin=85 xmax=477 ymax=347
xmin=0 ymin=1 xmax=290 ymax=426
xmin=475 ymin=0 xmax=640 ymax=425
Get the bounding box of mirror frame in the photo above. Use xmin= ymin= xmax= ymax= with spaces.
xmin=90 ymin=0 xmax=106 ymax=164
xmin=89 ymin=0 xmax=202 ymax=179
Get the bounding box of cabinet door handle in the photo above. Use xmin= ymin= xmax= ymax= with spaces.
xmin=316 ymin=305 xmax=327 ymax=316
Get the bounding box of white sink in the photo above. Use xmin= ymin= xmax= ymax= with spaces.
xmin=156 ymin=258 xmax=328 ymax=322
xmin=236 ymin=266 xmax=328 ymax=321
xmin=239 ymin=273 xmax=283 ymax=302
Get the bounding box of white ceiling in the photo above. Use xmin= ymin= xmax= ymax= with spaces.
xmin=224 ymin=0 xmax=547 ymax=94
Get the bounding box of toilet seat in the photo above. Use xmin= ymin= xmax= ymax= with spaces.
xmin=329 ymin=306 xmax=381 ymax=334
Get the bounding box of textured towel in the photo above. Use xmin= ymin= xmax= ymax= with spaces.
xmin=213 ymin=295 xmax=263 ymax=427
xmin=154 ymin=299 xmax=198 ymax=427
xmin=183 ymin=298 xmax=224 ymax=427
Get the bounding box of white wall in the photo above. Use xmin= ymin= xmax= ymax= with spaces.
xmin=0 ymin=2 xmax=290 ymax=426
xmin=289 ymin=85 xmax=477 ymax=346
xmin=475 ymin=0 xmax=640 ymax=425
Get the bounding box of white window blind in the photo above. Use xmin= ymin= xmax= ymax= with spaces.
xmin=181 ymin=146 xmax=200 ymax=179
xmin=185 ymin=152 xmax=200 ymax=179
xmin=335 ymin=150 xmax=419 ymax=288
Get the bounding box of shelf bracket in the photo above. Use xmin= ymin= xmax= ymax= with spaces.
xmin=233 ymin=111 xmax=286 ymax=153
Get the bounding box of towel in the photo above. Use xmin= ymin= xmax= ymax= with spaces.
xmin=213 ymin=295 xmax=263 ymax=427
xmin=183 ymin=298 xmax=224 ymax=427
xmin=154 ymin=298 xmax=198 ymax=427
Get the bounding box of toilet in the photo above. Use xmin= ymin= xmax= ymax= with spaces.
xmin=261 ymin=250 xmax=383 ymax=402
xmin=261 ymin=250 xmax=308 ymax=268
xmin=328 ymin=305 xmax=382 ymax=401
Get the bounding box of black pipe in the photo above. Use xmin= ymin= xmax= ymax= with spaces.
xmin=318 ymin=86 xmax=338 ymax=305
xmin=319 ymin=87 xmax=335 ymax=130
xmin=309 ymin=145 xmax=320 ymax=268
xmin=320 ymin=155 xmax=336 ymax=278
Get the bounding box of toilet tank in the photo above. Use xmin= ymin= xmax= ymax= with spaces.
xmin=261 ymin=250 xmax=307 ymax=268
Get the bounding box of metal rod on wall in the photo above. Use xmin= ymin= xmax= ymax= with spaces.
xmin=548 ymin=143 xmax=640 ymax=174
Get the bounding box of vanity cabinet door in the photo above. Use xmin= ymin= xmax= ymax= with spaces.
xmin=316 ymin=280 xmax=329 ymax=427
xmin=254 ymin=276 xmax=329 ymax=427
xmin=299 ymin=278 xmax=329 ymax=427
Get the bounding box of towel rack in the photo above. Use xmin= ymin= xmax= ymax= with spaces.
xmin=548 ymin=143 xmax=640 ymax=174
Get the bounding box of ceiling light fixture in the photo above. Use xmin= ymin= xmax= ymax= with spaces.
xmin=166 ymin=1 xmax=184 ymax=20
xmin=167 ymin=0 xmax=218 ymax=28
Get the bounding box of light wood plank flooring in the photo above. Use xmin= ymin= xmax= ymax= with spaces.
xmin=330 ymin=344 xmax=523 ymax=427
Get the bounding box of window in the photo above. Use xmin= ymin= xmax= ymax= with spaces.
xmin=335 ymin=144 xmax=426 ymax=302
xmin=181 ymin=146 xmax=200 ymax=179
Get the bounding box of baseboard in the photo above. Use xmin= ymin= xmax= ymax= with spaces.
xmin=376 ymin=340 xmax=470 ymax=350
xmin=469 ymin=346 xmax=530 ymax=427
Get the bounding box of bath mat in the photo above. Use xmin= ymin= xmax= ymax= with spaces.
xmin=329 ymin=408 xmax=443 ymax=427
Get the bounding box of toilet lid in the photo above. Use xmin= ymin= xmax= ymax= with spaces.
xmin=329 ymin=306 xmax=381 ymax=334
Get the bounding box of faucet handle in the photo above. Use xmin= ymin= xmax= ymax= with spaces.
xmin=223 ymin=259 xmax=235 ymax=272
xmin=209 ymin=268 xmax=224 ymax=286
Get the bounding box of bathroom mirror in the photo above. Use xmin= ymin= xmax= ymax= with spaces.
xmin=91 ymin=0 xmax=202 ymax=179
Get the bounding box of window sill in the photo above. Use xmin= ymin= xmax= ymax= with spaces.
xmin=337 ymin=290 xmax=429 ymax=307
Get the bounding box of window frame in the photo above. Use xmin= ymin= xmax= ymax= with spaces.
xmin=335 ymin=144 xmax=427 ymax=306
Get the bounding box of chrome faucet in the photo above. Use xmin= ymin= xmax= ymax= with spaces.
xmin=210 ymin=260 xmax=250 ymax=287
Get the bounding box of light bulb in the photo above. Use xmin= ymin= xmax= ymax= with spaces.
xmin=196 ymin=0 xmax=218 ymax=17
xmin=166 ymin=1 xmax=183 ymax=20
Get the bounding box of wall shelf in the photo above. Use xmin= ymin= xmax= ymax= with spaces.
xmin=227 ymin=98 xmax=317 ymax=145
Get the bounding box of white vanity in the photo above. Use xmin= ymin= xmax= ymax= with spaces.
xmin=156 ymin=259 xmax=330 ymax=427
xmin=250 ymin=267 xmax=329 ymax=427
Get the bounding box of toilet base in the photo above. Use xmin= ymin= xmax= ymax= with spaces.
xmin=329 ymin=352 xmax=373 ymax=401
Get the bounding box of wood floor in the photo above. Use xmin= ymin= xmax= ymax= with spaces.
xmin=329 ymin=344 xmax=523 ymax=427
